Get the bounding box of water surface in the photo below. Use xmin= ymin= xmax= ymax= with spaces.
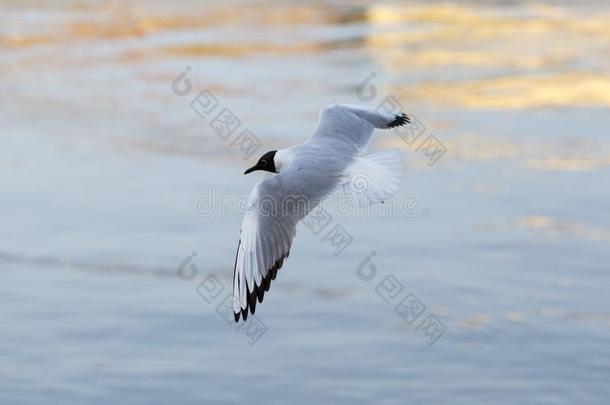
xmin=1 ymin=1 xmax=610 ymax=403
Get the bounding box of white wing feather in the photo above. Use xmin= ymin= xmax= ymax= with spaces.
xmin=311 ymin=104 xmax=409 ymax=153
xmin=233 ymin=187 xmax=296 ymax=321
xmin=232 ymin=169 xmax=334 ymax=322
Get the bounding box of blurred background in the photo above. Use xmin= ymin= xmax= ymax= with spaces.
xmin=2 ymin=0 xmax=610 ymax=403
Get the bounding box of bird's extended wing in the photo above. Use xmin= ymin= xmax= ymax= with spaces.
xmin=311 ymin=104 xmax=410 ymax=153
xmin=233 ymin=172 xmax=319 ymax=322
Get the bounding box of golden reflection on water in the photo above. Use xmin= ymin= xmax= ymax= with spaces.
xmin=382 ymin=134 xmax=610 ymax=171
xmin=3 ymin=2 xmax=609 ymax=99
xmin=527 ymin=156 xmax=610 ymax=171
xmin=2 ymin=1 xmax=609 ymax=165
xmin=363 ymin=4 xmax=610 ymax=108
xmin=395 ymin=74 xmax=610 ymax=109
xmin=517 ymin=216 xmax=610 ymax=243
xmin=0 ymin=2 xmax=358 ymax=47
xmin=455 ymin=313 xmax=491 ymax=330
xmin=366 ymin=3 xmax=610 ymax=37
xmin=377 ymin=49 xmax=573 ymax=69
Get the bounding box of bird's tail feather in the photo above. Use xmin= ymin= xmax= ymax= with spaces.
xmin=342 ymin=149 xmax=405 ymax=203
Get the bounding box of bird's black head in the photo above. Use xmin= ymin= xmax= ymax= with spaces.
xmin=244 ymin=150 xmax=277 ymax=175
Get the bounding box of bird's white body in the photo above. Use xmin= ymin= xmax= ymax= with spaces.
xmin=233 ymin=104 xmax=410 ymax=321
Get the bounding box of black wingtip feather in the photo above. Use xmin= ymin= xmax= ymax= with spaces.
xmin=262 ymin=272 xmax=270 ymax=292
xmin=248 ymin=284 xmax=257 ymax=315
xmin=387 ymin=113 xmax=410 ymax=128
xmin=270 ymin=265 xmax=278 ymax=281
xmin=234 ymin=253 xmax=289 ymax=322
xmin=250 ymin=296 xmax=256 ymax=314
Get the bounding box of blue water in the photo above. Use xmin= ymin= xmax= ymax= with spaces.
xmin=2 ymin=1 xmax=610 ymax=403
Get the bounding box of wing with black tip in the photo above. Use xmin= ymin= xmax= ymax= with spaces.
xmin=311 ymin=104 xmax=410 ymax=153
xmin=232 ymin=176 xmax=299 ymax=322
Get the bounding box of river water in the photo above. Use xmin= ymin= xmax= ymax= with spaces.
xmin=2 ymin=1 xmax=610 ymax=403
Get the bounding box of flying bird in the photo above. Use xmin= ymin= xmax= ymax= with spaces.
xmin=233 ymin=104 xmax=410 ymax=322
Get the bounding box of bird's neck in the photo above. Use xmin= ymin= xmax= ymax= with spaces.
xmin=274 ymin=148 xmax=292 ymax=173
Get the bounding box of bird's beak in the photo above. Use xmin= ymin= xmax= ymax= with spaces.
xmin=244 ymin=164 xmax=259 ymax=175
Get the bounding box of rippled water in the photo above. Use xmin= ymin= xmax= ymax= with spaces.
xmin=2 ymin=1 xmax=610 ymax=403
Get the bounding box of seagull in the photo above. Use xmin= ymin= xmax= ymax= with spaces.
xmin=233 ymin=104 xmax=410 ymax=322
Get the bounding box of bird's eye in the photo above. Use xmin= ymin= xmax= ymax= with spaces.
xmin=260 ymin=159 xmax=267 ymax=165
